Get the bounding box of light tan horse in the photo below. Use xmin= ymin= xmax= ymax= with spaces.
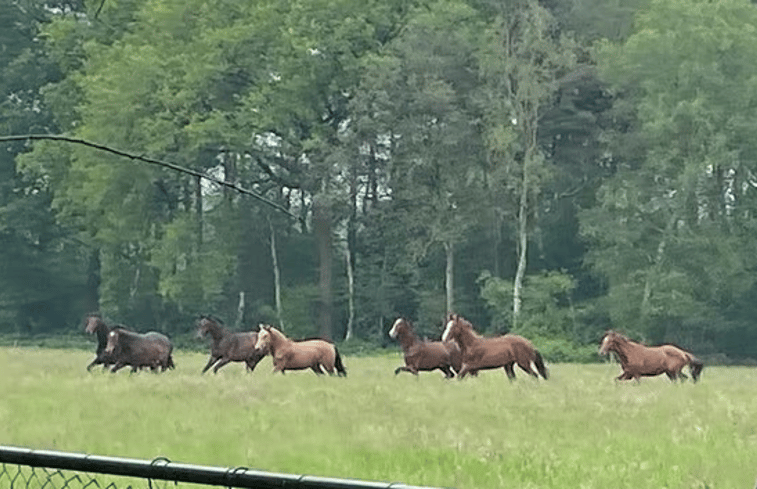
xmin=442 ymin=314 xmax=548 ymax=380
xmin=254 ymin=324 xmax=347 ymax=376
xmin=599 ymin=330 xmax=703 ymax=382
xmin=389 ymin=317 xmax=462 ymax=378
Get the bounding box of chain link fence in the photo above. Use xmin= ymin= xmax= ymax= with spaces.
xmin=0 ymin=446 xmax=444 ymax=489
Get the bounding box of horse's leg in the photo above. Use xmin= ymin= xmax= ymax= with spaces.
xmin=212 ymin=358 xmax=232 ymax=374
xmin=504 ymin=363 xmax=516 ymax=381
xmin=320 ymin=358 xmax=335 ymax=375
xmin=111 ymin=362 xmax=127 ymax=373
xmin=201 ymin=356 xmax=219 ymax=374
xmin=440 ymin=365 xmax=455 ymax=378
xmin=516 ymin=360 xmax=539 ymax=378
xmin=86 ymin=359 xmax=98 ymax=372
xmin=456 ymin=364 xmax=471 ymax=379
xmin=310 ymin=364 xmax=325 ymax=375
xmin=245 ymin=355 xmax=263 ymax=372
xmin=615 ymin=371 xmax=633 ymax=381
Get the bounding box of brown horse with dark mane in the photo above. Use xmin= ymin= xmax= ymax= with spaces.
xmin=442 ymin=314 xmax=548 ymax=380
xmin=196 ymin=315 xmax=266 ymax=374
xmin=599 ymin=330 xmax=704 ymax=382
xmin=105 ymin=329 xmax=175 ymax=373
xmin=84 ymin=313 xmax=130 ymax=371
xmin=254 ymin=324 xmax=346 ymax=376
xmin=389 ymin=317 xmax=462 ymax=378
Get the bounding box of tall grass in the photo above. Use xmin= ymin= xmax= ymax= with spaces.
xmin=1 ymin=346 xmax=755 ymax=488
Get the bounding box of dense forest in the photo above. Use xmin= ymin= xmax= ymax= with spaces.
xmin=2 ymin=0 xmax=757 ymax=360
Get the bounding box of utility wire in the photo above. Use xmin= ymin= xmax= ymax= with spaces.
xmin=0 ymin=134 xmax=302 ymax=223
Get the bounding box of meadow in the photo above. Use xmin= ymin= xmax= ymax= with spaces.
xmin=1 ymin=346 xmax=756 ymax=489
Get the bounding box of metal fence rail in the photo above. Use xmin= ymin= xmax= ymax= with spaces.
xmin=0 ymin=446 xmax=445 ymax=489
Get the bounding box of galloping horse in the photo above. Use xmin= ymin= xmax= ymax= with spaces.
xmin=196 ymin=315 xmax=265 ymax=374
xmin=599 ymin=330 xmax=704 ymax=382
xmin=84 ymin=313 xmax=129 ymax=371
xmin=442 ymin=314 xmax=548 ymax=380
xmin=105 ymin=329 xmax=175 ymax=373
xmin=254 ymin=324 xmax=347 ymax=376
xmin=389 ymin=317 xmax=462 ymax=378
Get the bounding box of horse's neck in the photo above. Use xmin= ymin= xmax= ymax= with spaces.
xmin=398 ymin=329 xmax=420 ymax=350
xmin=96 ymin=324 xmax=109 ymax=349
xmin=612 ymin=340 xmax=637 ymax=364
xmin=268 ymin=330 xmax=290 ymax=353
xmin=208 ymin=325 xmax=228 ymax=343
xmin=456 ymin=328 xmax=480 ymax=352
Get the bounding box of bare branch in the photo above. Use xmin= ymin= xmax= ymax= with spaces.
xmin=0 ymin=133 xmax=303 ymax=224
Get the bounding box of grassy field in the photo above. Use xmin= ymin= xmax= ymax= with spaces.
xmin=1 ymin=346 xmax=756 ymax=489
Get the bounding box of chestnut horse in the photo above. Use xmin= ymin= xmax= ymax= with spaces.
xmin=196 ymin=315 xmax=265 ymax=374
xmin=254 ymin=324 xmax=346 ymax=376
xmin=84 ymin=313 xmax=130 ymax=371
xmin=389 ymin=317 xmax=462 ymax=378
xmin=442 ymin=314 xmax=548 ymax=380
xmin=599 ymin=330 xmax=704 ymax=382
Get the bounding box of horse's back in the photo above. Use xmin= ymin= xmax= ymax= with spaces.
xmin=410 ymin=340 xmax=453 ymax=369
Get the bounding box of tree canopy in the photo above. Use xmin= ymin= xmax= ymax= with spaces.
xmin=2 ymin=0 xmax=757 ymax=360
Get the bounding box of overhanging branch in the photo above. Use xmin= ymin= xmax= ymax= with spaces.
xmin=0 ymin=134 xmax=303 ymax=224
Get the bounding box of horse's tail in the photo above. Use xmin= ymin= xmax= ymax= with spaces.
xmin=534 ymin=350 xmax=549 ymax=380
xmin=334 ymin=347 xmax=347 ymax=377
xmin=688 ymin=354 xmax=704 ymax=382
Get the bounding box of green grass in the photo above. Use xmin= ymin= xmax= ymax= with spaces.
xmin=1 ymin=347 xmax=756 ymax=488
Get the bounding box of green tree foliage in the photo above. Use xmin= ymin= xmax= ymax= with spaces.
xmin=0 ymin=0 xmax=93 ymax=332
xmin=7 ymin=0 xmax=757 ymax=360
xmin=585 ymin=0 xmax=757 ymax=353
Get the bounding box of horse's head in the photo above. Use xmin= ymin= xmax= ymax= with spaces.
xmin=84 ymin=313 xmax=104 ymax=334
xmin=388 ymin=318 xmax=411 ymax=339
xmin=105 ymin=329 xmax=121 ymax=354
xmin=255 ymin=324 xmax=273 ymax=352
xmin=442 ymin=313 xmax=466 ymax=343
xmin=196 ymin=315 xmax=212 ymax=338
xmin=599 ymin=330 xmax=624 ymax=356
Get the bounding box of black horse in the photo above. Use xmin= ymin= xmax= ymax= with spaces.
xmin=84 ymin=313 xmax=129 ymax=371
xmin=197 ymin=315 xmax=266 ymax=374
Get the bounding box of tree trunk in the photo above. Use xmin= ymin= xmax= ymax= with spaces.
xmin=194 ymin=175 xmax=203 ymax=252
xmin=345 ymin=159 xmax=358 ymax=341
xmin=445 ymin=241 xmax=454 ymax=314
xmin=513 ymin=175 xmax=528 ymax=330
xmin=84 ymin=248 xmax=101 ymax=313
xmin=235 ymin=291 xmax=245 ymax=329
xmin=269 ymin=218 xmax=284 ymax=329
xmin=314 ymin=198 xmax=333 ymax=340
xmin=345 ymin=245 xmax=355 ymax=341
xmin=640 ymin=214 xmax=675 ymax=326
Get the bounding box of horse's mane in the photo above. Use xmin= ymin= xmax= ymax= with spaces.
xmin=660 ymin=342 xmax=694 ymax=354
xmin=602 ymin=330 xmax=636 ymax=364
xmin=199 ymin=314 xmax=226 ymax=325
xmin=456 ymin=316 xmax=481 ymax=337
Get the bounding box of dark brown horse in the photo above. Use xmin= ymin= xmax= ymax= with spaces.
xmin=105 ymin=329 xmax=175 ymax=373
xmin=442 ymin=314 xmax=548 ymax=380
xmin=84 ymin=313 xmax=130 ymax=371
xmin=599 ymin=330 xmax=704 ymax=382
xmin=254 ymin=324 xmax=347 ymax=376
xmin=196 ymin=315 xmax=265 ymax=374
xmin=389 ymin=317 xmax=462 ymax=378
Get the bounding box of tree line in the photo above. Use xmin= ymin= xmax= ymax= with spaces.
xmin=2 ymin=0 xmax=757 ymax=360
